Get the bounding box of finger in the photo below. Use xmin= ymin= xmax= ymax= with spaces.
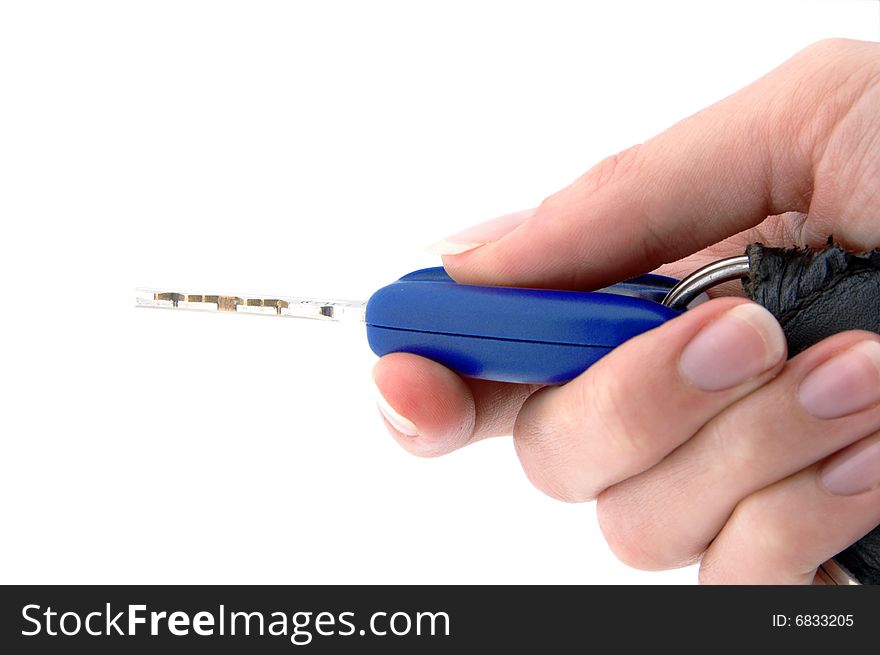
xmin=372 ymin=353 xmax=537 ymax=457
xmin=511 ymin=297 xmax=787 ymax=503
xmin=435 ymin=39 xmax=878 ymax=291
xmin=699 ymin=432 xmax=880 ymax=584
xmin=651 ymin=211 xmax=811 ymax=285
xmin=596 ymin=332 xmax=880 ymax=570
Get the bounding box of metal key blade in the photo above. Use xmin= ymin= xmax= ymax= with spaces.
xmin=135 ymin=288 xmax=367 ymax=323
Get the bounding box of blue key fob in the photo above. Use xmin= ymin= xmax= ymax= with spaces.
xmin=365 ymin=267 xmax=681 ymax=384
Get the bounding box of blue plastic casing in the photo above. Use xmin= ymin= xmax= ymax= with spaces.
xmin=365 ymin=267 xmax=681 ymax=384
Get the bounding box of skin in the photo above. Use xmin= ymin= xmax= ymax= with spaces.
xmin=373 ymin=39 xmax=880 ymax=584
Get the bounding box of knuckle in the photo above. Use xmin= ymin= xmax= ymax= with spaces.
xmin=513 ymin=395 xmax=596 ymax=503
xmin=513 ymin=415 xmax=584 ymax=503
xmin=727 ymin=492 xmax=789 ymax=566
xmin=525 ymin=467 xmax=585 ymax=504
xmin=801 ymin=37 xmax=862 ymax=59
xmin=577 ymin=144 xmax=645 ymax=196
xmin=597 ymin=483 xmax=706 ymax=572
xmin=697 ymin=492 xmax=800 ymax=584
xmin=595 ymin=487 xmax=663 ymax=570
xmin=792 ymin=38 xmax=865 ymax=73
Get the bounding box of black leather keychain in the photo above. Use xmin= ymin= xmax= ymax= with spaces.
xmin=665 ymin=243 xmax=880 ymax=584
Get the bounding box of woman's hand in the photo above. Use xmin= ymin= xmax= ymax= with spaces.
xmin=372 ymin=39 xmax=880 ymax=583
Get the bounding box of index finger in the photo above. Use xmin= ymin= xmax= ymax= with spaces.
xmin=441 ymin=39 xmax=880 ymax=291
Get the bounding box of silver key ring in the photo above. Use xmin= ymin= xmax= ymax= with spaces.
xmin=661 ymin=255 xmax=751 ymax=310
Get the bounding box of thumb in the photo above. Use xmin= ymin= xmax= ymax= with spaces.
xmin=430 ymin=39 xmax=878 ymax=291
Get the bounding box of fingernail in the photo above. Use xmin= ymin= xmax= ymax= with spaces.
xmin=798 ymin=340 xmax=880 ymax=419
xmin=679 ymin=303 xmax=786 ymax=391
xmin=374 ymin=383 xmax=418 ymax=436
xmin=820 ymin=433 xmax=880 ymax=496
xmin=426 ymin=207 xmax=537 ymax=255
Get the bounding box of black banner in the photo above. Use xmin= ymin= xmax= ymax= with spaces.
xmin=1 ymin=585 xmax=877 ymax=652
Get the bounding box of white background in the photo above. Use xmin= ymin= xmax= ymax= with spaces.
xmin=1 ymin=1 xmax=878 ymax=584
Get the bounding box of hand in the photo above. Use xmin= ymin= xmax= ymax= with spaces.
xmin=372 ymin=39 xmax=880 ymax=584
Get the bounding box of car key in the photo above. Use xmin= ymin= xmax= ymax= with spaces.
xmin=135 ymin=257 xmax=755 ymax=385
xmin=136 ymin=267 xmax=704 ymax=385
xmin=136 ymin=243 xmax=880 ymax=585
